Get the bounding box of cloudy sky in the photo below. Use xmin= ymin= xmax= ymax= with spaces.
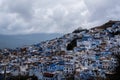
xmin=0 ymin=0 xmax=120 ymax=35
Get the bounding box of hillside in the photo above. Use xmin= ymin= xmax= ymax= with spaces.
xmin=0 ymin=20 xmax=120 ymax=80
xmin=68 ymin=20 xmax=120 ymax=50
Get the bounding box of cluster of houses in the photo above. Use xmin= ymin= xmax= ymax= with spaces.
xmin=0 ymin=21 xmax=120 ymax=80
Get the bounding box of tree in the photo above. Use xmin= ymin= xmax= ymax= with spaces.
xmin=67 ymin=38 xmax=77 ymax=50
xmin=109 ymin=53 xmax=120 ymax=80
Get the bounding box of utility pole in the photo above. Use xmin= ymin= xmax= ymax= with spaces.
xmin=3 ymin=64 xmax=6 ymax=80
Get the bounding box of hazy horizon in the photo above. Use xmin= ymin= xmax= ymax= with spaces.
xmin=0 ymin=33 xmax=62 ymax=49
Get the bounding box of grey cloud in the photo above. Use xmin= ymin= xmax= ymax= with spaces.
xmin=84 ymin=0 xmax=120 ymax=24
xmin=0 ymin=0 xmax=120 ymax=35
xmin=1 ymin=0 xmax=34 ymax=20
